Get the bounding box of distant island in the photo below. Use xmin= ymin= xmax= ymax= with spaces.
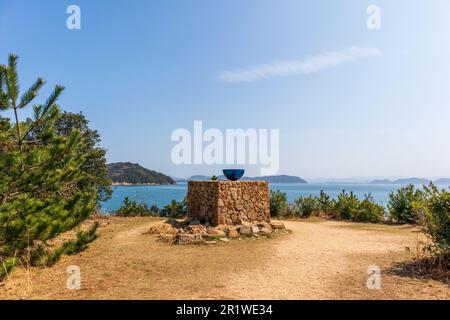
xmin=434 ymin=178 xmax=450 ymax=185
xmin=370 ymin=177 xmax=450 ymax=185
xmin=108 ymin=162 xmax=175 ymax=185
xmin=370 ymin=179 xmax=394 ymax=184
xmin=174 ymin=174 xmax=307 ymax=184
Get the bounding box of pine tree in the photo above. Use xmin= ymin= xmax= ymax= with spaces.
xmin=0 ymin=54 xmax=98 ymax=261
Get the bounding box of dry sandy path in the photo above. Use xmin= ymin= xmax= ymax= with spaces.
xmin=1 ymin=217 xmax=448 ymax=299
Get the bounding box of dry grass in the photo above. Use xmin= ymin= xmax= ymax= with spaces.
xmin=0 ymin=217 xmax=448 ymax=300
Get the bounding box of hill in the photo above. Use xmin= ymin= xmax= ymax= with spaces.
xmin=107 ymin=162 xmax=175 ymax=185
xmin=370 ymin=179 xmax=393 ymax=184
xmin=187 ymin=175 xmax=211 ymax=181
xmin=182 ymin=174 xmax=307 ymax=183
xmin=241 ymin=175 xmax=307 ymax=183
xmin=370 ymin=177 xmax=431 ymax=185
xmin=434 ymin=178 xmax=450 ymax=185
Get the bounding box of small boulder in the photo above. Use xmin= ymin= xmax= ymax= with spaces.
xmin=241 ymin=221 xmax=253 ymax=227
xmin=158 ymin=234 xmax=175 ymax=243
xmin=207 ymin=227 xmax=226 ymax=238
xmin=187 ymin=225 xmax=207 ymax=235
xmin=258 ymin=227 xmax=272 ymax=236
xmin=217 ymin=224 xmax=228 ymax=232
xmin=270 ymin=221 xmax=286 ymax=230
xmin=238 ymin=225 xmax=253 ymax=237
xmin=257 ymin=221 xmax=272 ymax=231
xmin=227 ymin=229 xmax=240 ymax=239
xmin=251 ymin=226 xmax=260 ymax=235
xmin=173 ymin=233 xmax=205 ymax=245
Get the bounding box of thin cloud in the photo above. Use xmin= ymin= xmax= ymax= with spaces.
xmin=218 ymin=46 xmax=382 ymax=83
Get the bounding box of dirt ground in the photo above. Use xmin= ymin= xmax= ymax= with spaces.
xmin=1 ymin=217 xmax=448 ymax=300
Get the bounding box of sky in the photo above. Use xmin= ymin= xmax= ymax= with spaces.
xmin=1 ymin=0 xmax=450 ymax=181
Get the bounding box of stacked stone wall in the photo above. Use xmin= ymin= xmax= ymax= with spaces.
xmin=187 ymin=181 xmax=270 ymax=226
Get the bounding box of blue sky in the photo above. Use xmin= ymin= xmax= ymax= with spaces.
xmin=1 ymin=0 xmax=450 ymax=180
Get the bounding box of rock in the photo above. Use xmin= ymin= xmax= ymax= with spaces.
xmin=158 ymin=234 xmax=174 ymax=243
xmin=173 ymin=233 xmax=205 ymax=245
xmin=165 ymin=226 xmax=178 ymax=236
xmin=145 ymin=222 xmax=172 ymax=235
xmin=251 ymin=226 xmax=260 ymax=235
xmin=270 ymin=221 xmax=286 ymax=230
xmin=206 ymin=227 xmax=226 ymax=238
xmin=146 ymin=217 xmax=287 ymax=246
xmin=257 ymin=221 xmax=272 ymax=230
xmin=238 ymin=225 xmax=253 ymax=237
xmin=227 ymin=229 xmax=240 ymax=239
xmin=230 ymin=188 xmax=238 ymax=200
xmin=259 ymin=227 xmax=271 ymax=236
xmin=217 ymin=224 xmax=228 ymax=231
xmin=187 ymin=225 xmax=207 ymax=235
xmin=165 ymin=219 xmax=185 ymax=228
xmin=145 ymin=225 xmax=160 ymax=235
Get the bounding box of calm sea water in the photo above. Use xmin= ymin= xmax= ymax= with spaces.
xmin=100 ymin=183 xmax=424 ymax=213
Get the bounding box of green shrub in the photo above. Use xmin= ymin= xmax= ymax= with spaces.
xmin=149 ymin=204 xmax=160 ymax=215
xmin=388 ymin=184 xmax=424 ymax=224
xmin=283 ymin=203 xmax=297 ymax=218
xmin=317 ymin=190 xmax=334 ymax=216
xmin=32 ymin=222 xmax=99 ymax=267
xmin=211 ymin=175 xmax=218 ymax=181
xmin=62 ymin=221 xmax=99 ymax=255
xmin=0 ymin=54 xmax=103 ymax=272
xmin=353 ymin=194 xmax=385 ymax=223
xmin=334 ymin=190 xmax=360 ymax=220
xmin=332 ymin=191 xmax=384 ymax=223
xmin=271 ymin=190 xmax=384 ymax=223
xmin=0 ymin=257 xmax=18 ymax=280
xmin=270 ymin=190 xmax=288 ymax=217
xmin=115 ymin=197 xmax=154 ymax=217
xmin=161 ymin=199 xmax=187 ymax=218
xmin=414 ymin=184 xmax=450 ymax=266
xmin=293 ymin=195 xmax=319 ymax=218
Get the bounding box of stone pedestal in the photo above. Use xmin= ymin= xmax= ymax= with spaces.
xmin=187 ymin=181 xmax=270 ymax=226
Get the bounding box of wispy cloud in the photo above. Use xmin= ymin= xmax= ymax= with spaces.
xmin=218 ymin=46 xmax=382 ymax=83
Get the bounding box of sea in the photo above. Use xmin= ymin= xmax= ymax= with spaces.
xmin=100 ymin=182 xmax=450 ymax=213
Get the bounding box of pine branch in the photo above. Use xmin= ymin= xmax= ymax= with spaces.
xmin=42 ymin=85 xmax=64 ymax=115
xmin=5 ymin=54 xmax=19 ymax=104
xmin=20 ymin=85 xmax=65 ymax=142
xmin=0 ymin=65 xmax=8 ymax=110
xmin=18 ymin=78 xmax=45 ymax=109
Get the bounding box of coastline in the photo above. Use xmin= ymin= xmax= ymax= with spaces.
xmin=111 ymin=182 xmax=174 ymax=186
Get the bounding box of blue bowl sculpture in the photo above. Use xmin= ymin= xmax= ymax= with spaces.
xmin=223 ymin=169 xmax=245 ymax=181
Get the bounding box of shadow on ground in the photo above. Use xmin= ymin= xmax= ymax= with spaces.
xmin=384 ymin=259 xmax=450 ymax=286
